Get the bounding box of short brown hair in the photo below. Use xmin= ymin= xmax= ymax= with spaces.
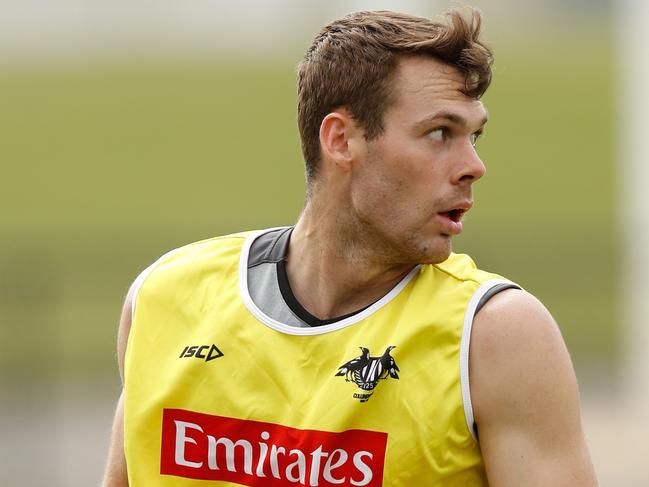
xmin=297 ymin=6 xmax=493 ymax=183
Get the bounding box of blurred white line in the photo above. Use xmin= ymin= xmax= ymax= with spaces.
xmin=619 ymin=0 xmax=649 ymax=414
xmin=581 ymin=1 xmax=649 ymax=485
xmin=0 ymin=1 xmax=609 ymax=65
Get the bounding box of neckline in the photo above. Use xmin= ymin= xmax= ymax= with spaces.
xmin=271 ymin=226 xmax=374 ymax=327
xmin=276 ymin=258 xmax=375 ymax=327
xmin=238 ymin=227 xmax=421 ymax=336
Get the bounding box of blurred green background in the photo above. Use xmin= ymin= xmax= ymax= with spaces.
xmin=0 ymin=3 xmax=619 ymax=485
xmin=0 ymin=24 xmax=615 ymax=386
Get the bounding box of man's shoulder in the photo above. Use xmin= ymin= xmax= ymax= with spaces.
xmin=150 ymin=228 xmax=266 ymax=267
xmin=131 ymin=228 xmax=268 ymax=293
xmin=469 ymin=289 xmax=569 ymax=416
xmin=182 ymin=229 xmax=258 ymax=252
xmin=150 ymin=231 xmax=247 ymax=268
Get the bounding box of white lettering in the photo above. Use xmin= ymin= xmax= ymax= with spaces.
xmin=270 ymin=444 xmax=286 ymax=479
xmin=350 ymin=451 xmax=373 ymax=486
xmin=174 ymin=420 xmax=204 ymax=469
xmin=308 ymin=445 xmax=329 ymax=486
xmin=207 ymin=436 xmax=253 ymax=474
xmin=323 ymin=448 xmax=348 ymax=484
xmin=167 ymin=415 xmax=383 ymax=486
xmin=256 ymin=431 xmax=270 ymax=477
xmin=285 ymin=449 xmax=307 ymax=484
xmin=207 ymin=436 xmax=219 ymax=470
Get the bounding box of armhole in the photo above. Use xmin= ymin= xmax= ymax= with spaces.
xmin=460 ymin=279 xmax=521 ymax=441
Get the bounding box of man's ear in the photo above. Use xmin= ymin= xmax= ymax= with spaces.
xmin=319 ymin=109 xmax=363 ymax=173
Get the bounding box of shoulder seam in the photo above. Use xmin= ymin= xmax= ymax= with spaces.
xmin=431 ymin=263 xmax=482 ymax=285
xmin=188 ymin=234 xmax=248 ymax=246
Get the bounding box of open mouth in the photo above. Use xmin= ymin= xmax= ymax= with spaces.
xmin=439 ymin=208 xmax=466 ymax=223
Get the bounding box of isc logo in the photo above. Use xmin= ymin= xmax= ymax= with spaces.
xmin=179 ymin=344 xmax=224 ymax=362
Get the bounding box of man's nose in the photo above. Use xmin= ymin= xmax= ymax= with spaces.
xmin=452 ymin=142 xmax=486 ymax=184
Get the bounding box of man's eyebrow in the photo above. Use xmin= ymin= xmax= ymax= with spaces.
xmin=414 ymin=111 xmax=488 ymax=130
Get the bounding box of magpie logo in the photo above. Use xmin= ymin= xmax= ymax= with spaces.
xmin=335 ymin=346 xmax=399 ymax=402
xmin=179 ymin=344 xmax=224 ymax=362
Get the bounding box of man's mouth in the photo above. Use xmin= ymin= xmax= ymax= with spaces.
xmin=438 ymin=208 xmax=467 ymax=223
xmin=436 ymin=202 xmax=473 ymax=235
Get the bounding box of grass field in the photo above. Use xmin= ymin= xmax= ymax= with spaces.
xmin=0 ymin=28 xmax=616 ymax=385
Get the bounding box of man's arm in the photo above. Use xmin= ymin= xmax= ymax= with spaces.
xmin=101 ymin=286 xmax=134 ymax=487
xmin=470 ymin=289 xmax=598 ymax=486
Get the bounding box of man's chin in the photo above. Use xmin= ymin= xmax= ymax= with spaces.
xmin=419 ymin=253 xmax=451 ymax=265
xmin=414 ymin=240 xmax=452 ymax=265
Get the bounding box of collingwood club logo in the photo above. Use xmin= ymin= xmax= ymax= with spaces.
xmin=335 ymin=346 xmax=399 ymax=402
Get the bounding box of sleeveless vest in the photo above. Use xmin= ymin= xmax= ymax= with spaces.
xmin=124 ymin=229 xmax=516 ymax=486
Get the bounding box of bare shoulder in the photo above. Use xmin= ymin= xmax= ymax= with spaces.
xmin=470 ymin=288 xmax=574 ymax=424
xmin=471 ymin=288 xmax=567 ymax=368
xmin=469 ymin=289 xmax=597 ymax=486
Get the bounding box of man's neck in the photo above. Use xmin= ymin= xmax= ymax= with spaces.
xmin=285 ymin=200 xmax=415 ymax=321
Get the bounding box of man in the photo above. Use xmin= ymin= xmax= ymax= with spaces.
xmin=103 ymin=7 xmax=598 ymax=486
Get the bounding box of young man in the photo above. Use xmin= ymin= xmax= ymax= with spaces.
xmin=103 ymin=7 xmax=598 ymax=486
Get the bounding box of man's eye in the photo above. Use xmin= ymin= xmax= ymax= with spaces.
xmin=470 ymin=132 xmax=482 ymax=147
xmin=428 ymin=127 xmax=446 ymax=142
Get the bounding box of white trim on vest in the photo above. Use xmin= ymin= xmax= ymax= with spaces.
xmin=459 ymin=278 xmax=518 ymax=441
xmin=238 ymin=228 xmax=421 ymax=336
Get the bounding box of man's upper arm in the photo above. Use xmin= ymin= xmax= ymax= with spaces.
xmin=102 ymin=285 xmax=136 ymax=487
xmin=469 ymin=289 xmax=598 ymax=486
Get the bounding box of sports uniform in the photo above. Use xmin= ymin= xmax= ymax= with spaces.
xmin=124 ymin=227 xmax=519 ymax=486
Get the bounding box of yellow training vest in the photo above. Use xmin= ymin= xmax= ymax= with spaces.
xmin=124 ymin=230 xmax=513 ymax=486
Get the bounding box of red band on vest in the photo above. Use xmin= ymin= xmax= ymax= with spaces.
xmin=161 ymin=408 xmax=387 ymax=486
